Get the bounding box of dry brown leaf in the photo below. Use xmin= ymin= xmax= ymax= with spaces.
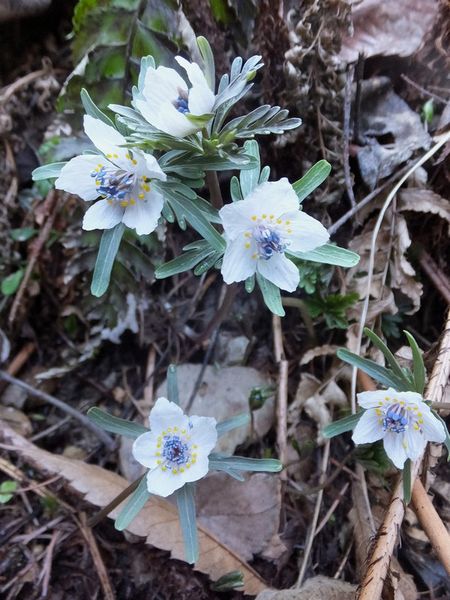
xmin=256 ymin=576 xmax=357 ymax=600
xmin=340 ymin=0 xmax=438 ymax=62
xmin=196 ymin=472 xmax=284 ymax=561
xmin=0 ymin=421 xmax=267 ymax=595
xmin=299 ymin=345 xmax=339 ymax=366
xmin=399 ymin=188 xmax=450 ymax=234
xmin=0 ymin=405 xmax=32 ymax=437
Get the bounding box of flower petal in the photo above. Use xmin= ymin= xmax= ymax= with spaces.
xmin=187 ymin=84 xmax=215 ymax=115
xmin=142 ymin=153 xmax=167 ymax=181
xmin=82 ymin=199 xmax=123 ymax=231
xmin=145 ymin=467 xmax=185 ymax=497
xmin=219 ymin=203 xmax=254 ymax=240
xmin=283 ymin=210 xmax=329 ymax=253
xmin=189 ymin=415 xmax=218 ymax=454
xmin=221 ymin=236 xmax=257 ymax=284
xmin=352 ymin=410 xmax=385 ymax=445
xmin=175 ymin=56 xmax=209 ymax=90
xmin=383 ymin=432 xmax=408 ymax=469
xmin=55 ymin=154 xmax=103 ymax=200
xmin=122 ymin=189 xmax=164 ymax=235
xmin=149 ymin=397 xmax=189 ymax=434
xmin=356 ymin=389 xmax=396 ymax=409
xmin=245 ymin=179 xmax=300 ymax=215
xmin=135 ymin=99 xmax=196 ymax=137
xmin=143 ymin=65 xmax=187 ymax=104
xmin=181 ymin=455 xmax=209 ymax=485
xmin=404 ymin=427 xmax=426 ymax=461
xmin=257 ymin=253 xmax=299 ymax=292
xmin=132 ymin=431 xmax=160 ymax=469
xmin=83 ymin=115 xmax=126 ymax=156
xmin=420 ymin=409 xmax=446 ymax=443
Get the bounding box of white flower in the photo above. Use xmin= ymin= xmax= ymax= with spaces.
xmin=133 ymin=56 xmax=215 ymax=138
xmin=132 ymin=397 xmax=217 ymax=497
xmin=219 ymin=178 xmax=330 ymax=292
xmin=55 ymin=116 xmax=167 ymax=235
xmin=352 ymin=387 xmax=446 ymax=469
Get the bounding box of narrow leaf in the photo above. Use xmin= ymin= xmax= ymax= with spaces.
xmin=404 ymin=331 xmax=426 ymax=394
xmin=245 ymin=275 xmax=255 ymax=294
xmin=167 ymin=364 xmax=179 ymax=405
xmin=240 ymin=140 xmax=260 ymax=197
xmin=209 ymin=454 xmax=282 ymax=472
xmin=364 ymin=328 xmax=411 ymax=389
xmin=230 ymin=176 xmax=243 ymax=202
xmin=197 ymin=36 xmax=215 ymax=91
xmin=176 ymin=483 xmax=199 ymax=564
xmin=115 ymin=475 xmax=150 ymax=531
xmin=290 ymin=243 xmax=360 ymax=267
xmin=91 ymin=223 xmax=125 ymax=297
xmin=256 ymin=273 xmax=285 ymax=316
xmin=403 ymin=459 xmax=412 ymax=504
xmin=155 ymin=247 xmax=214 ymax=279
xmin=337 ymin=348 xmax=410 ymax=390
xmin=292 ymin=160 xmax=331 ymax=202
xmin=211 ymin=571 xmax=244 ymax=592
xmin=216 ymin=414 xmax=250 ymax=437
xmin=322 ymin=411 xmax=363 ymax=438
xmin=431 ymin=409 xmax=450 ymax=460
xmin=81 ymin=88 xmax=115 ymax=127
xmin=32 ymin=162 xmax=67 ymax=181
xmin=87 ymin=407 xmax=149 ymax=439
xmin=1 ymin=270 xmax=24 ymax=296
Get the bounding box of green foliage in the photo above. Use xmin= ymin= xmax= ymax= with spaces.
xmin=91 ymin=223 xmax=125 ymax=297
xmin=256 ymin=273 xmax=285 ymax=316
xmin=292 ymin=160 xmax=331 ymax=202
xmin=323 ymin=412 xmax=363 ymax=438
xmin=115 ymin=476 xmax=151 ymax=531
xmin=295 ymin=260 xmax=332 ymax=295
xmin=353 ymin=441 xmax=392 ymax=473
xmin=289 ymin=243 xmax=360 ymax=268
xmin=10 ymin=228 xmax=37 ymax=242
xmin=1 ymin=269 xmax=24 ymax=296
xmin=87 ymin=407 xmax=149 ymax=438
xmin=61 ymin=0 xmax=183 ymax=113
xmin=175 ymin=483 xmax=199 ymax=564
xmin=305 ymin=292 xmax=358 ymax=329
xmin=0 ymin=481 xmax=17 ymax=504
xmin=211 ymin=571 xmax=244 ymax=592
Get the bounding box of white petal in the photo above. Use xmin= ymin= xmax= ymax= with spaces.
xmin=396 ymin=390 xmax=424 ymax=406
xmin=404 ymin=427 xmax=426 ymax=461
xmin=420 ymin=409 xmax=446 ymax=443
xmin=188 ymin=84 xmax=215 ymax=115
xmin=181 ymin=455 xmax=209 ymax=484
xmin=245 ymin=179 xmax=300 ymax=214
xmin=257 ymin=253 xmax=299 ymax=292
xmin=189 ymin=416 xmax=218 ymax=454
xmin=357 ymin=389 xmax=396 ymax=409
xmin=175 ymin=56 xmax=210 ymax=89
xmin=149 ymin=397 xmax=189 ymax=434
xmin=83 ymin=115 xmax=126 ymax=156
xmin=122 ymin=190 xmax=164 ymax=235
xmin=145 ymin=467 xmax=185 ymax=497
xmin=352 ymin=410 xmax=384 ymax=445
xmin=283 ymin=210 xmax=329 ymax=253
xmin=221 ymin=236 xmax=257 ymax=284
xmin=142 ymin=153 xmax=167 ymax=181
xmin=219 ymin=202 xmax=254 ymax=240
xmin=135 ymin=99 xmax=196 ymax=137
xmin=82 ymin=199 xmax=123 ymax=231
xmin=132 ymin=431 xmax=160 ymax=469
xmin=143 ymin=65 xmax=187 ymax=104
xmin=55 ymin=154 xmax=102 ymax=200
xmin=383 ymin=432 xmax=408 ymax=469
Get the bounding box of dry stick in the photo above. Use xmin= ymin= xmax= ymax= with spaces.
xmin=272 ymin=315 xmax=288 ymax=474
xmin=0 ymin=370 xmax=115 ymax=450
xmin=79 ymin=513 xmax=116 ymax=600
xmin=0 ymin=341 xmax=35 ymax=395
xmin=8 ymin=190 xmax=58 ymax=325
xmin=418 ymin=249 xmax=450 ymax=304
xmin=357 ymin=306 xmax=450 ymax=600
xmin=194 ymin=282 xmax=238 ymax=344
xmin=350 ymin=131 xmax=450 ymax=413
xmin=296 ymin=440 xmax=331 ymax=588
xmin=343 ymin=65 xmax=356 ymax=208
xmin=314 ymin=480 xmax=350 ymax=537
xmin=40 ymin=529 xmax=60 ymax=597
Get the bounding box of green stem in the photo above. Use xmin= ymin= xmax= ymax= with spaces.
xmin=206 ymin=171 xmax=223 ymax=210
xmin=88 ymin=475 xmax=144 ymax=527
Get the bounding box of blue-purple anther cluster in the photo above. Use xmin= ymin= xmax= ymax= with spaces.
xmin=162 ymin=435 xmax=190 ymax=466
xmin=174 ymin=96 xmax=189 ymax=114
xmin=253 ymin=225 xmax=287 ymax=260
xmin=91 ymin=167 xmax=134 ymax=200
xmin=383 ymin=404 xmax=409 ymax=434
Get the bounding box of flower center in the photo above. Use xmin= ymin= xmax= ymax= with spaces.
xmin=383 ymin=403 xmax=410 ymax=433
xmin=156 ymin=428 xmax=198 ymax=475
xmin=252 ymin=225 xmax=286 ymax=260
xmin=91 ymin=165 xmax=135 ymax=205
xmin=162 ymin=435 xmax=190 ymax=465
xmin=173 ymin=93 xmax=189 ymax=114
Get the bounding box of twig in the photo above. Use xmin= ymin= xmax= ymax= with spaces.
xmin=194 ymin=283 xmax=238 ymax=344
xmin=295 ymin=440 xmax=330 ymax=587
xmin=0 ymin=66 xmax=49 ymax=104
xmin=89 ymin=476 xmax=143 ymax=527
xmin=272 ymin=315 xmax=288 ymax=475
xmin=79 ymin=513 xmax=116 ymax=600
xmin=314 ymin=480 xmax=350 ymax=537
xmin=186 ymin=328 xmax=220 ymax=412
xmin=143 ymin=346 xmax=156 ymax=410
xmin=400 ymin=74 xmax=448 ymax=104
xmin=411 ymin=479 xmax=450 ymax=575
xmin=343 ymin=65 xmax=356 ymax=208
xmin=0 ymin=341 xmax=35 ymax=395
xmin=357 ymin=306 xmax=450 ymax=600
xmin=418 ymin=249 xmax=450 ymax=304
xmin=40 ymin=528 xmax=60 ymax=596
xmin=328 ymin=164 xmax=410 ymax=236
xmin=334 ymin=539 xmax=354 ymax=580
xmin=8 ymin=190 xmax=59 ymax=325
xmin=4 ymin=138 xmax=18 ymax=207
xmin=350 ymin=131 xmax=450 ymax=412
xmin=0 ymin=370 xmax=115 ymax=450
xmin=206 ymin=171 xmax=224 ymax=210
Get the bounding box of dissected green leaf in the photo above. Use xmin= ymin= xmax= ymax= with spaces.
xmin=305 ymin=292 xmax=359 ymax=329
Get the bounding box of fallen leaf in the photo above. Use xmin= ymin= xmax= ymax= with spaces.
xmin=340 ymin=0 xmax=438 ymax=62
xmin=256 ymin=576 xmax=357 ymax=599
xmin=196 ymin=472 xmax=284 ymax=561
xmin=354 ymin=79 xmax=430 ymax=189
xmin=399 ymin=188 xmax=450 ymax=234
xmin=0 ymin=421 xmax=267 ymax=595
xmin=299 ymin=345 xmax=339 ymax=366
xmin=157 ymin=365 xmax=275 ymax=454
xmin=0 ymin=405 xmax=32 ymax=437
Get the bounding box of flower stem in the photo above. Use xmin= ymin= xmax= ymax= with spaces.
xmin=88 ymin=475 xmax=144 ymax=527
xmin=206 ymin=171 xmax=223 ymax=210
